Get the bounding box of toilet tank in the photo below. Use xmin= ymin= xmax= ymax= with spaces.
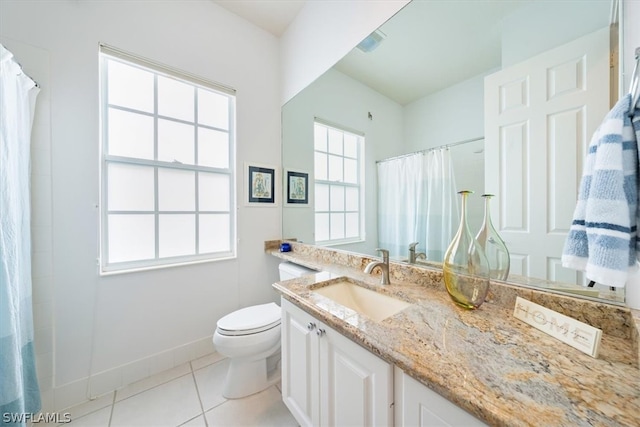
xmin=279 ymin=261 xmax=316 ymax=280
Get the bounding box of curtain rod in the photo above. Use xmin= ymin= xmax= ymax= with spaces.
xmin=376 ymin=136 xmax=484 ymax=164
xmin=1 ymin=43 xmax=39 ymax=88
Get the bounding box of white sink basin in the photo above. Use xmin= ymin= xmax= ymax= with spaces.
xmin=313 ymin=279 xmax=411 ymax=322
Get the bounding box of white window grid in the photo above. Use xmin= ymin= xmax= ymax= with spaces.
xmin=313 ymin=120 xmax=364 ymax=245
xmin=99 ymin=45 xmax=236 ymax=273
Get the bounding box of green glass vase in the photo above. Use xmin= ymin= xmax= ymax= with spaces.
xmin=443 ymin=190 xmax=490 ymax=309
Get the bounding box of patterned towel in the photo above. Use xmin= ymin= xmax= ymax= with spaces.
xmin=561 ymin=94 xmax=639 ymax=288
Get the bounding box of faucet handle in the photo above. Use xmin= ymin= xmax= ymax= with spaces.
xmin=409 ymin=242 xmax=419 ymax=250
xmin=375 ymin=248 xmax=389 ymax=262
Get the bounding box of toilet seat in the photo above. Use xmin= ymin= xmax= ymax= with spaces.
xmin=216 ymin=302 xmax=281 ymax=336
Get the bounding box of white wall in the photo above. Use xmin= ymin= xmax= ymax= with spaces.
xmin=403 ymin=72 xmax=487 ymax=153
xmin=500 ymin=0 xmax=610 ymax=67
xmin=280 ymin=0 xmax=409 ymax=104
xmin=282 ymin=68 xmax=404 ymax=255
xmin=1 ymin=0 xmax=282 ymax=410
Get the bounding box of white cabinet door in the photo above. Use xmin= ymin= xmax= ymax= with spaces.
xmin=281 ymin=298 xmax=393 ymax=427
xmin=319 ymin=326 xmax=394 ymax=427
xmin=484 ymin=27 xmax=609 ymax=284
xmin=394 ymin=367 xmax=487 ymax=427
xmin=281 ymin=299 xmax=319 ymax=427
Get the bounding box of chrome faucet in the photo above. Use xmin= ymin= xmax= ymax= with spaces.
xmin=364 ymin=248 xmax=391 ymax=285
xmin=408 ymin=242 xmax=427 ymax=264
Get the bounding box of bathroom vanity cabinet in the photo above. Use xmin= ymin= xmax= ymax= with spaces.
xmin=270 ymin=244 xmax=640 ymax=426
xmin=281 ymin=298 xmax=393 ymax=427
xmin=281 ymin=298 xmax=486 ymax=427
xmin=394 ymin=368 xmax=487 ymax=426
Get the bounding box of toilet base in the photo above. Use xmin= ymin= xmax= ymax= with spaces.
xmin=223 ymin=349 xmax=281 ymax=399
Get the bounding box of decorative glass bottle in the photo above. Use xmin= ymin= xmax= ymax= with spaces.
xmin=443 ymin=190 xmax=490 ymax=309
xmin=475 ymin=194 xmax=510 ymax=281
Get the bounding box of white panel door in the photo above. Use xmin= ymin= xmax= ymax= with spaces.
xmin=319 ymin=326 xmax=393 ymax=427
xmin=281 ymin=300 xmax=319 ymax=427
xmin=484 ymin=27 xmax=610 ymax=284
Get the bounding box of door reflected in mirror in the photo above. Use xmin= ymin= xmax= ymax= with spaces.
xmin=282 ymin=0 xmax=623 ymax=304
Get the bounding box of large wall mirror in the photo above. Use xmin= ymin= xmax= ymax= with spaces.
xmin=282 ymin=0 xmax=623 ymax=304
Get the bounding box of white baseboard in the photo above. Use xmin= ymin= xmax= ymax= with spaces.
xmin=52 ymin=336 xmax=214 ymax=411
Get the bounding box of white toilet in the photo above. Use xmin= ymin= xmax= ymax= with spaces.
xmin=212 ymin=261 xmax=316 ymax=398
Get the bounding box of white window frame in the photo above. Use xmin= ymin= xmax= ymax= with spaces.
xmin=99 ymin=44 xmax=236 ymax=274
xmin=313 ymin=119 xmax=365 ymax=245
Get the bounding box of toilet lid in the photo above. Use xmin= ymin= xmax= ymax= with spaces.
xmin=217 ymin=302 xmax=281 ymax=336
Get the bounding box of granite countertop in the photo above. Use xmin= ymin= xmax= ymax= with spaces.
xmin=267 ymin=243 xmax=640 ymax=427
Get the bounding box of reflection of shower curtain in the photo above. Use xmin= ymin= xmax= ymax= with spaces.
xmin=422 ymin=148 xmax=459 ymax=262
xmin=377 ymin=148 xmax=458 ymax=261
xmin=0 ymin=44 xmax=41 ymax=422
xmin=377 ymin=153 xmax=425 ymax=257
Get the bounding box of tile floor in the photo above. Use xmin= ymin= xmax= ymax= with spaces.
xmin=47 ymin=353 xmax=298 ymax=427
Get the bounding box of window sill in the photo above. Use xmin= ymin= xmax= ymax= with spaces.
xmin=99 ymin=255 xmax=236 ymax=276
xmin=317 ymin=239 xmax=366 ymax=247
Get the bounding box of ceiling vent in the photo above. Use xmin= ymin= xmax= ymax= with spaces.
xmin=356 ymin=29 xmax=386 ymax=53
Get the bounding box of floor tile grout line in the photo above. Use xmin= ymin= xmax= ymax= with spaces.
xmin=190 ymin=361 xmax=209 ymax=427
xmin=92 ymin=364 xmax=295 ymax=427
xmin=55 ymin=392 xmax=115 ymax=426
xmin=108 ymin=369 xmax=194 ymax=425
xmin=113 ymin=366 xmax=193 ymax=404
xmin=176 ymin=415 xmax=203 ymax=427
xmin=107 ymin=390 xmax=116 ymax=427
xmin=195 ymin=357 xmax=235 ymax=420
xmin=111 ymin=367 xmax=207 ymax=427
xmin=61 ymin=355 xmax=226 ymax=426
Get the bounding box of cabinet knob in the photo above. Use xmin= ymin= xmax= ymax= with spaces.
xmin=316 ymin=328 xmax=326 ymax=337
xmin=307 ymin=322 xmax=316 ymax=331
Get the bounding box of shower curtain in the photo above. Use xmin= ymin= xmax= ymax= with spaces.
xmin=0 ymin=44 xmax=41 ymax=422
xmin=422 ymin=148 xmax=459 ymax=262
xmin=377 ymin=153 xmax=425 ymax=258
xmin=377 ymin=148 xmax=458 ymax=261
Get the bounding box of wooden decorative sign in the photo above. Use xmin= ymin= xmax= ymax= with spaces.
xmin=513 ymin=297 xmax=602 ymax=358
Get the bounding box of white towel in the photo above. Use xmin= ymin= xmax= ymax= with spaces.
xmin=561 ymin=94 xmax=639 ymax=288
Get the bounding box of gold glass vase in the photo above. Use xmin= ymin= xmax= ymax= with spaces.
xmin=443 ymin=190 xmax=490 ymax=309
xmin=475 ymin=194 xmax=510 ymax=281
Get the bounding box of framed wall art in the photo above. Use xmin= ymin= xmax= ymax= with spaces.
xmin=245 ymin=163 xmax=277 ymax=206
xmin=285 ymin=170 xmax=309 ymax=205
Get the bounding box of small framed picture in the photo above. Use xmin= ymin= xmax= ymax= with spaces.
xmin=286 ymin=170 xmax=309 ymax=205
xmin=245 ymin=163 xmax=277 ymax=205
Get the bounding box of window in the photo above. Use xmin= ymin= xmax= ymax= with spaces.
xmin=313 ymin=121 xmax=364 ymax=244
xmin=99 ymin=45 xmax=236 ymax=273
